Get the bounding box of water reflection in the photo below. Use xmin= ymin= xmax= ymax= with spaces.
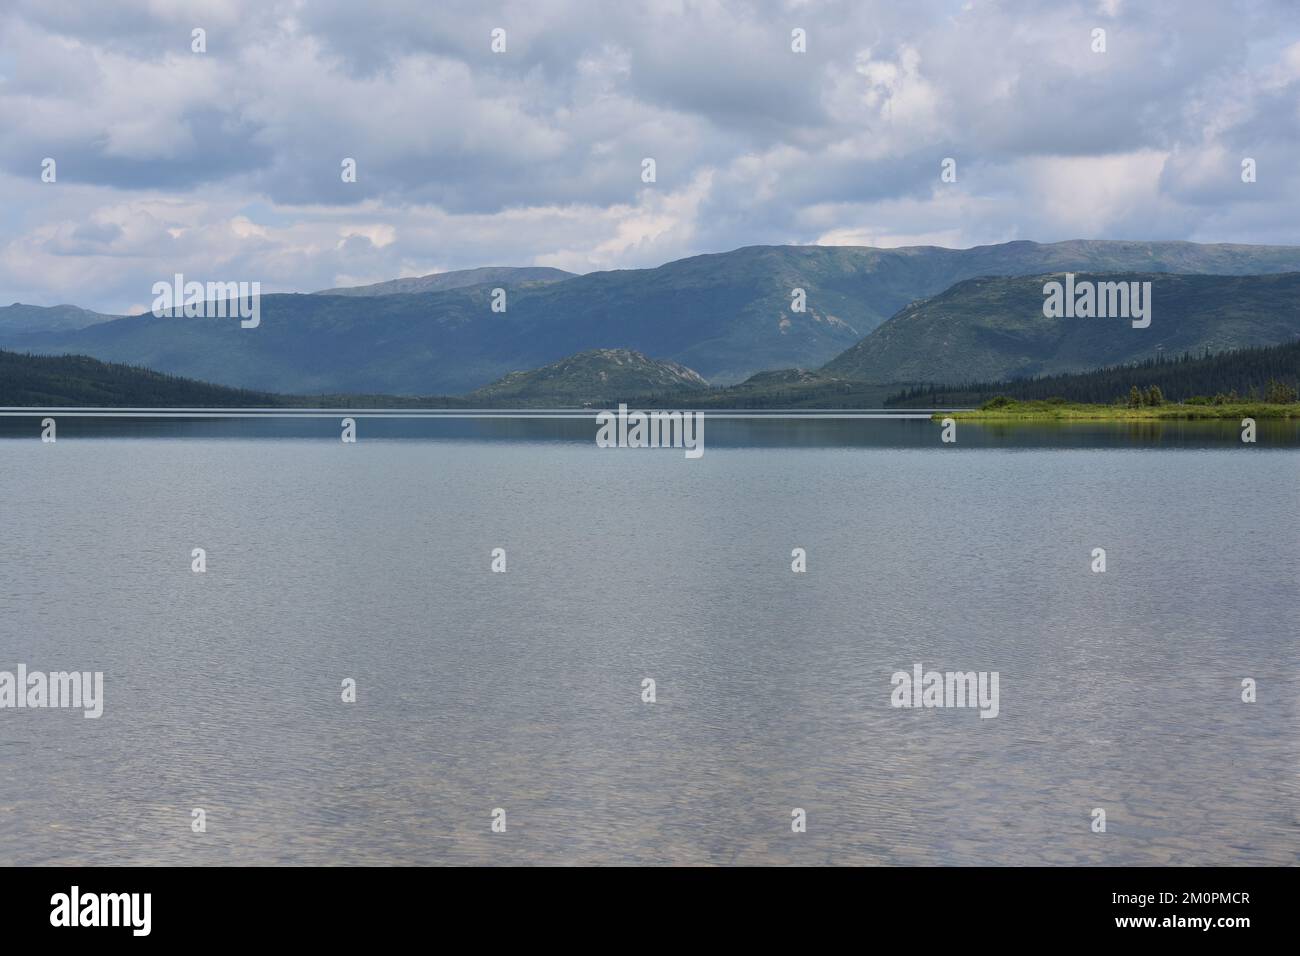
xmin=0 ymin=413 xmax=1296 ymax=448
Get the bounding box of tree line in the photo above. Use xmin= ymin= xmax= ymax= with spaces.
xmin=885 ymin=340 xmax=1300 ymax=407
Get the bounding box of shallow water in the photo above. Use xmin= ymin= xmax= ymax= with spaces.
xmin=0 ymin=416 xmax=1296 ymax=865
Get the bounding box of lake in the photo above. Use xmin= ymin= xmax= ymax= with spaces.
xmin=1 ymin=414 xmax=1296 ymax=865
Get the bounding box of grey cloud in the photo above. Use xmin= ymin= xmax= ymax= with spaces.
xmin=0 ymin=0 xmax=1296 ymax=312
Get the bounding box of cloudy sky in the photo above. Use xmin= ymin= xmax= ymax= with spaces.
xmin=1 ymin=0 xmax=1297 ymax=314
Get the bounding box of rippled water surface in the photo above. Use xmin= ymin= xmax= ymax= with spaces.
xmin=1 ymin=417 xmax=1296 ymax=864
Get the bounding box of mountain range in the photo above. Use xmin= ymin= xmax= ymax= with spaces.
xmin=0 ymin=303 xmax=120 ymax=334
xmin=312 ymin=266 xmax=574 ymax=297
xmin=4 ymin=240 xmax=1300 ymax=396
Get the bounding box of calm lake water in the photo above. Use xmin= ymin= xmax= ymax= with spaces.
xmin=1 ymin=415 xmax=1296 ymax=865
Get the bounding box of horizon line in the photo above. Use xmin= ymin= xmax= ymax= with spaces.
xmin=7 ymin=236 xmax=1299 ymax=315
xmin=0 ymin=408 xmax=945 ymax=420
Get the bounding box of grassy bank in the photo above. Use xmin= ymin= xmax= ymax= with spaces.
xmin=937 ymin=398 xmax=1300 ymax=421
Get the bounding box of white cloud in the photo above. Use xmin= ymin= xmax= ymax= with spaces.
xmin=0 ymin=0 xmax=1296 ymax=312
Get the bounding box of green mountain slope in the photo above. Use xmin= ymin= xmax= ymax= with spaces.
xmin=0 ymin=303 xmax=122 ymax=334
xmin=314 ymin=266 xmax=575 ymax=296
xmin=468 ymin=348 xmax=707 ymax=404
xmin=8 ymin=241 xmax=1300 ymax=395
xmin=0 ymin=349 xmax=284 ymax=406
xmin=823 ymin=272 xmax=1300 ymax=384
